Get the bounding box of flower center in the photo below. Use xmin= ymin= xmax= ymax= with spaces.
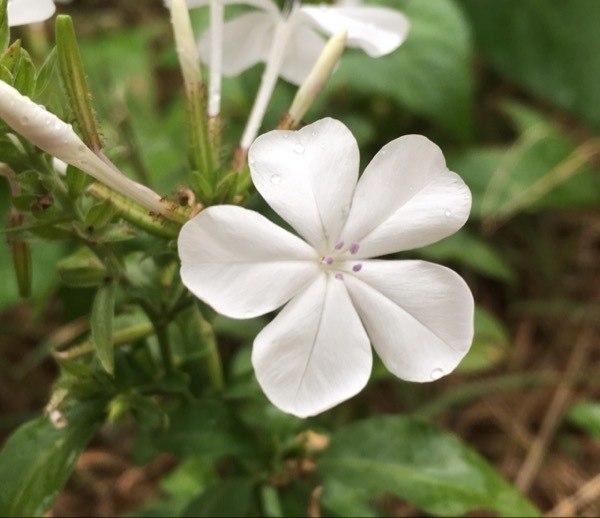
xmin=319 ymin=241 xmax=363 ymax=280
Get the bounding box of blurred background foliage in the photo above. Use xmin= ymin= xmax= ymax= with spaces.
xmin=0 ymin=0 xmax=598 ymax=516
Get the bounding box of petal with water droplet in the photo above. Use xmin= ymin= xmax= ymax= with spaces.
xmin=340 ymin=135 xmax=472 ymax=258
xmin=344 ymin=260 xmax=474 ymax=382
xmin=249 ymin=118 xmax=359 ymax=253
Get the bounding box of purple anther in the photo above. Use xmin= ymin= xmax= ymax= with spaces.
xmin=334 ymin=240 xmax=345 ymax=250
xmin=349 ymin=242 xmax=360 ymax=255
xmin=352 ymin=263 xmax=363 ymax=272
xmin=335 ymin=273 xmax=344 ymax=280
xmin=323 ymin=256 xmax=334 ymax=265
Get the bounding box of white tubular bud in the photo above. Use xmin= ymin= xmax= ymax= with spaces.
xmin=170 ymin=0 xmax=203 ymax=90
xmin=289 ymin=31 xmax=347 ymax=124
xmin=0 ymin=81 xmax=166 ymax=216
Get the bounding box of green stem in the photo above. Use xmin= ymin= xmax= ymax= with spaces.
xmin=154 ymin=322 xmax=174 ymax=374
xmin=194 ymin=304 xmax=224 ymax=392
xmin=87 ymin=182 xmax=182 ymax=238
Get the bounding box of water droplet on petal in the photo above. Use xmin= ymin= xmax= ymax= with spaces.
xmin=444 ymin=210 xmax=452 ymax=217
xmin=430 ymin=368 xmax=444 ymax=381
xmin=248 ymin=156 xmax=255 ymax=165
xmin=21 ymin=116 xmax=30 ymax=125
xmin=293 ymin=143 xmax=304 ymax=155
xmin=270 ymin=174 xmax=281 ymax=185
xmin=283 ymin=134 xmax=289 ymax=139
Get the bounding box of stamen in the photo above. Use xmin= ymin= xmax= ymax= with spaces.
xmin=322 ymin=256 xmax=334 ymax=265
xmin=335 ymin=273 xmax=344 ymax=280
xmin=349 ymin=242 xmax=360 ymax=254
xmin=352 ymin=263 xmax=363 ymax=272
xmin=334 ymin=240 xmax=344 ymax=250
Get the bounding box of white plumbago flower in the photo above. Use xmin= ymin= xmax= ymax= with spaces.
xmin=193 ymin=0 xmax=410 ymax=85
xmin=179 ymin=118 xmax=474 ymax=418
xmin=7 ymin=0 xmax=56 ymax=26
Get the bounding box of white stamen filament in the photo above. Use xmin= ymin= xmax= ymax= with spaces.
xmin=208 ymin=0 xmax=224 ymax=117
xmin=240 ymin=19 xmax=293 ymax=150
xmin=0 ymin=81 xmax=166 ymax=216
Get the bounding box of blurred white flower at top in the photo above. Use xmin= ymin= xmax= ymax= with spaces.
xmin=178 ymin=118 xmax=474 ymax=418
xmin=7 ymin=0 xmax=56 ymax=26
xmin=190 ymin=0 xmax=409 ymax=85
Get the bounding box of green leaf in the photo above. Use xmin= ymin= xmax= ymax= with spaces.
xmin=319 ymin=416 xmax=539 ymax=517
xmin=567 ymin=401 xmax=600 ymax=440
xmin=148 ymin=399 xmax=253 ymax=460
xmin=35 ymin=47 xmax=58 ymax=98
xmin=84 ymin=199 xmax=116 ymax=230
xmin=450 ymin=102 xmax=600 ymax=222
xmin=330 ymin=0 xmax=474 ymax=139
xmin=181 ymin=478 xmax=255 ymax=518
xmin=418 ymin=230 xmax=514 ymax=282
xmin=65 ymin=164 xmax=90 ymax=197
xmin=57 ymin=247 xmax=107 ymax=288
xmin=13 ymin=48 xmax=36 ymax=97
xmin=461 ymin=0 xmax=600 ymax=132
xmin=459 ymin=307 xmax=509 ymax=373
xmin=0 ymin=402 xmax=104 ymax=517
xmin=91 ymin=281 xmax=117 ymax=374
xmin=55 ymin=15 xmax=102 ymax=150
xmin=0 ymin=0 xmax=9 ymax=53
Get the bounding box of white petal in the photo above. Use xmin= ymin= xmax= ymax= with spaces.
xmin=279 ymin=25 xmax=327 ymax=85
xmin=253 ymin=273 xmax=372 ymax=417
xmin=340 ymin=135 xmax=472 ymax=258
xmin=299 ymin=6 xmax=409 ymax=57
xmin=178 ymin=205 xmax=319 ymax=319
xmin=249 ymin=118 xmax=359 ymax=253
xmin=344 ymin=260 xmax=474 ymax=382
xmin=198 ymin=11 xmax=276 ymax=76
xmin=7 ymin=0 xmax=56 ymax=26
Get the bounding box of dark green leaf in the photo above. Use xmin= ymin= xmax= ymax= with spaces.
xmin=320 ymin=416 xmax=539 ymax=517
xmin=91 ymin=281 xmax=117 ymax=374
xmin=149 ymin=399 xmax=253 ymax=460
xmin=330 ymin=0 xmax=474 ymax=139
xmin=418 ymin=230 xmax=514 ymax=282
xmin=0 ymin=401 xmax=104 ymax=517
xmin=461 ymin=0 xmax=600 ymax=132
xmin=182 ymin=478 xmax=255 ymax=518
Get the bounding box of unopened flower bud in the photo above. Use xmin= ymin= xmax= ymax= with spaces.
xmin=0 ymin=81 xmax=167 ymax=217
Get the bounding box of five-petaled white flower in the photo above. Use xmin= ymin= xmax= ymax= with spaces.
xmin=192 ymin=0 xmax=409 ymax=85
xmin=7 ymin=0 xmax=56 ymax=26
xmin=179 ymin=118 xmax=474 ymax=418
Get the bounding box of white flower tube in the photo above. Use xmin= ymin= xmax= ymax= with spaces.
xmin=7 ymin=0 xmax=56 ymax=26
xmin=0 ymin=81 xmax=167 ymax=216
